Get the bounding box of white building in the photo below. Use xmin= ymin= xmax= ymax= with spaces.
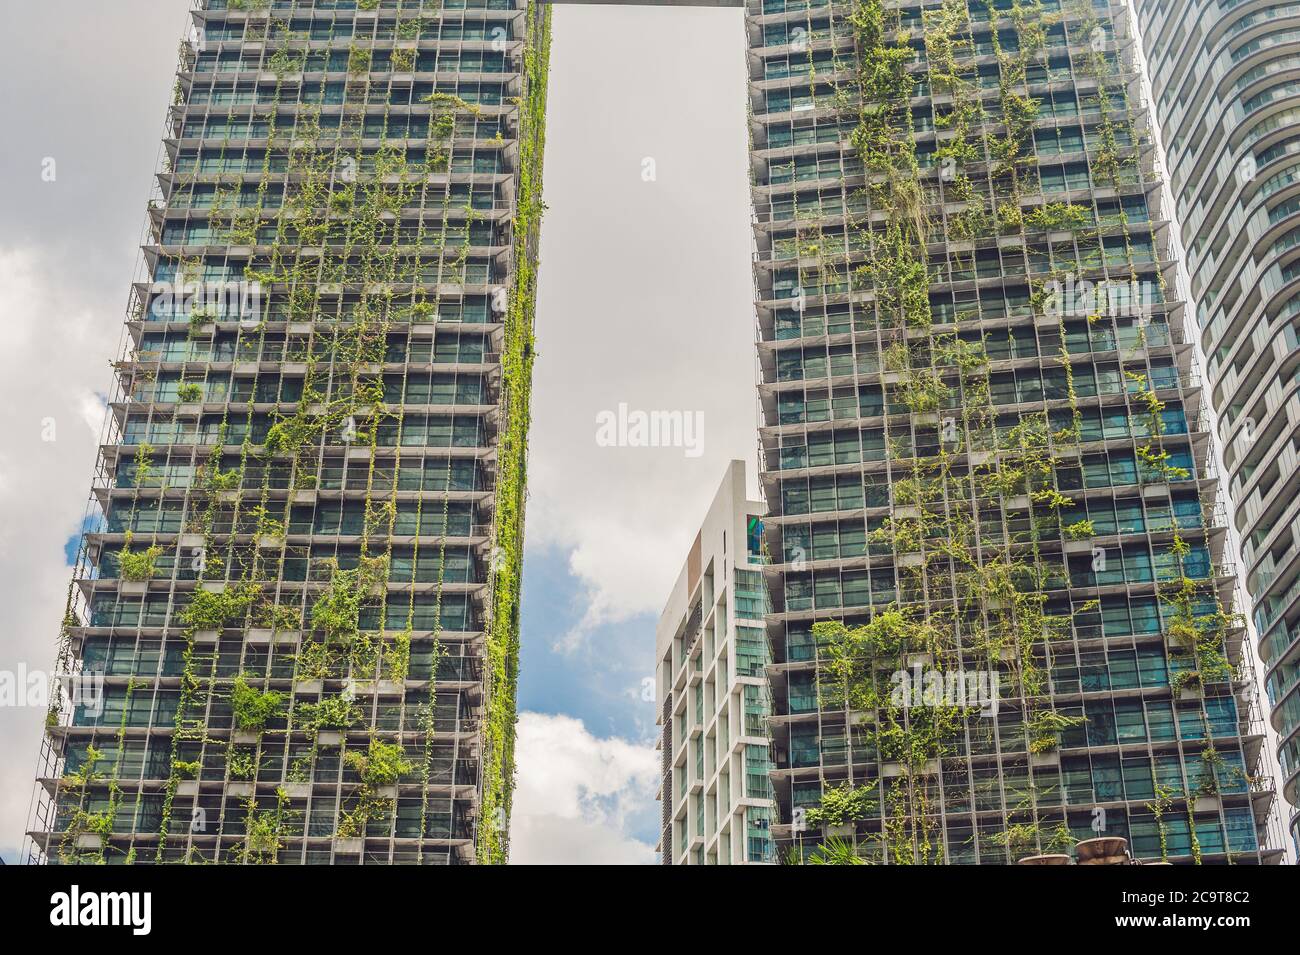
xmin=655 ymin=460 xmax=773 ymax=864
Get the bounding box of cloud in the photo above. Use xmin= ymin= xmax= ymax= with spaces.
xmin=0 ymin=247 xmax=118 ymax=854
xmin=509 ymin=712 xmax=659 ymax=865
xmin=525 ymin=7 xmax=759 ymax=654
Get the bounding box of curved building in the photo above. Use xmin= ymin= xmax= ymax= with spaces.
xmin=1133 ymin=0 xmax=1300 ymax=851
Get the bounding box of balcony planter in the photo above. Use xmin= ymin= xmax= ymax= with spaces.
xmin=75 ymin=834 xmax=104 ymax=850
xmin=120 ymin=580 xmax=149 ymax=596
xmin=176 ymin=402 xmax=203 ymax=417
xmin=1141 ymin=483 xmax=1169 ymax=500
xmin=1030 ymin=750 xmax=1060 ymax=768
xmin=274 ymin=631 xmax=303 ymax=647
xmin=190 ymin=322 xmax=216 ymax=337
xmin=246 ymin=629 xmax=274 ymax=646
xmin=1193 ymin=795 xmax=1221 ymax=814
xmin=193 ymin=630 xmax=220 ymax=644
xmin=897 ymin=551 xmax=924 ymax=568
xmin=227 ymin=245 xmax=252 ymax=259
xmin=293 ymin=680 xmax=322 ymax=695
xmin=283 ymin=362 xmax=308 ymax=375
xmin=332 ymin=837 xmax=364 ymax=855
xmin=892 ymin=505 xmax=920 ymax=519
xmin=232 ymin=731 xmax=259 ymax=745
xmin=288 ymin=322 xmax=314 ymax=335
xmin=319 ymin=284 xmax=341 ymax=297
xmin=217 ymin=491 xmax=240 ymax=504
xmin=1063 ymin=539 xmax=1094 ymax=554
xmin=347 ymin=447 xmax=372 ymax=461
xmin=1075 ymin=836 xmax=1129 ymax=865
xmin=907 ymin=652 xmax=932 ymax=669
xmin=226 ymin=781 xmax=255 ymax=798
xmin=410 ymin=322 xmax=437 ymax=336
xmin=257 ymin=534 xmax=284 ymax=551
xmin=291 ymin=490 xmax=317 ymax=505
xmin=175 ymin=780 xmax=199 ymax=798
xmin=1005 ymin=495 xmax=1031 ymax=510
xmin=1018 ymin=853 xmax=1070 ymax=865
xmin=882 ymin=760 xmax=938 ymax=777
xmin=998 ymin=645 xmax=1018 ymax=662
xmin=376 ymin=785 xmax=398 ymax=799
xmin=280 ymin=782 xmax=311 ymax=798
xmin=179 ymin=533 xmax=205 ymax=550
xmin=1047 ymin=230 xmax=1074 ymax=243
xmin=968 ymin=450 xmax=994 ymax=466
xmin=825 ymin=823 xmax=855 ymax=840
xmin=317 ymin=730 xmax=343 ymax=747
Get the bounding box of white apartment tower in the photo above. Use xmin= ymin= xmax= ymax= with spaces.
xmin=655 ymin=460 xmax=774 ymax=864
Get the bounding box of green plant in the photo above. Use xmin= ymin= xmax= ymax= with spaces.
xmin=176 ymin=382 xmax=203 ymax=402
xmin=230 ymin=674 xmax=285 ymax=732
xmin=345 ymin=738 xmax=412 ymax=788
xmin=180 ymin=583 xmax=258 ymax=631
xmin=116 ymin=532 xmax=162 ymax=581
xmin=294 ymin=694 xmax=361 ymax=733
xmin=805 ymin=836 xmax=864 ymax=865
xmin=310 ymin=555 xmax=388 ymax=641
xmin=805 ymin=783 xmax=877 ymax=828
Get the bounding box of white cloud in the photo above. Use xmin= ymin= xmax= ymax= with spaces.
xmin=0 ymin=247 xmax=118 ymax=857
xmin=526 ymin=7 xmax=759 ymax=653
xmin=509 ymin=712 xmax=659 ymax=865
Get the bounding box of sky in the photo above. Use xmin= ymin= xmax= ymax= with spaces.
xmin=0 ymin=3 xmax=756 ymax=864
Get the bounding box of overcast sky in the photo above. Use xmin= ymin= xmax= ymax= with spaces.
xmin=0 ymin=3 xmax=755 ymax=863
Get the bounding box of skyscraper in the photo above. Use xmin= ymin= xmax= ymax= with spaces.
xmin=1131 ymin=0 xmax=1300 ymax=858
xmin=749 ymin=0 xmax=1284 ymax=863
xmin=655 ymin=460 xmax=774 ymax=864
xmin=28 ymin=0 xmax=550 ymax=865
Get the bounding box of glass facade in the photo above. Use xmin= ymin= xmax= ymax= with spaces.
xmin=749 ymin=0 xmax=1283 ymax=863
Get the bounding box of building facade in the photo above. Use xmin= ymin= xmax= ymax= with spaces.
xmin=748 ymin=0 xmax=1284 ymax=863
xmin=655 ymin=461 xmax=775 ymax=864
xmin=1131 ymin=0 xmax=1300 ymax=856
xmin=27 ymin=0 xmax=550 ymax=865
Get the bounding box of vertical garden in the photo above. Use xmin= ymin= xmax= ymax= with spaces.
xmin=753 ymin=0 xmax=1276 ymax=864
xmin=35 ymin=0 xmax=550 ymax=866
